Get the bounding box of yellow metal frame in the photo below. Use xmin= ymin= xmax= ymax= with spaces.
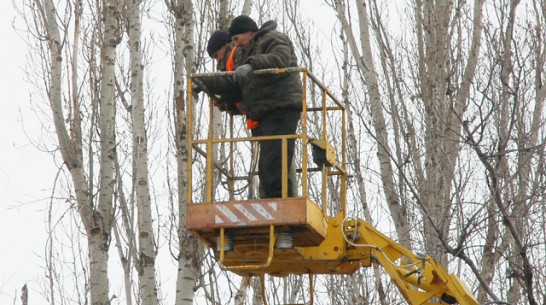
xmin=187 ymin=68 xmax=347 ymax=209
xmin=186 ymin=68 xmax=479 ymax=305
xmin=219 ymin=225 xmax=276 ymax=272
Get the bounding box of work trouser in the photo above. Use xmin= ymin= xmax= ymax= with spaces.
xmin=251 ymin=108 xmax=301 ymax=199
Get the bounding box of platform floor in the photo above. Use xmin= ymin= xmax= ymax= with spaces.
xmin=188 ymin=197 xmax=328 ymax=249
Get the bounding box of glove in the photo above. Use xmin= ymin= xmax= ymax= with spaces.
xmin=192 ymin=81 xmax=203 ymax=94
xmin=234 ymin=64 xmax=253 ymax=78
xmin=192 ymin=78 xmax=209 ymax=95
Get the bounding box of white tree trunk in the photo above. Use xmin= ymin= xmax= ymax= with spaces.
xmin=167 ymin=1 xmax=201 ymax=304
xmin=40 ymin=0 xmax=116 ymax=304
xmin=218 ymin=0 xmax=230 ymax=28
xmin=127 ymin=0 xmax=159 ymax=304
xmin=241 ymin=0 xmax=252 ymax=15
xmin=90 ymin=1 xmax=123 ymax=304
xmin=335 ymin=0 xmax=412 ymax=248
xmin=417 ymin=0 xmax=456 ymax=265
xmin=88 ymin=232 xmax=112 ymax=305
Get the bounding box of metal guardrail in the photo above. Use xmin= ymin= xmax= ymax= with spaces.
xmin=190 ymin=67 xmax=346 ymax=110
xmin=187 ymin=67 xmax=348 ymax=215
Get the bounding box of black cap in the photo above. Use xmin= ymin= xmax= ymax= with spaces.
xmin=228 ymin=15 xmax=258 ymax=37
xmin=206 ymin=30 xmax=231 ymax=58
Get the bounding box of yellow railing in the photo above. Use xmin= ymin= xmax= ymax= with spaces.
xmin=187 ymin=67 xmax=347 ymax=215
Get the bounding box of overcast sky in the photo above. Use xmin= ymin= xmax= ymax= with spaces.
xmin=0 ymin=2 xmax=56 ymax=303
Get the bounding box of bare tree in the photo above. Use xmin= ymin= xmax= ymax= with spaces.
xmin=164 ymin=1 xmax=202 ymax=304
xmin=23 ymin=0 xmax=164 ymax=304
xmin=327 ymin=0 xmax=546 ymax=304
xmin=26 ymin=0 xmax=123 ymax=304
xmin=126 ymin=0 xmax=159 ymax=304
xmin=462 ymin=1 xmax=546 ymax=304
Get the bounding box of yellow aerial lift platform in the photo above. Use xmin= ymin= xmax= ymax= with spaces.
xmin=186 ymin=68 xmax=478 ymax=305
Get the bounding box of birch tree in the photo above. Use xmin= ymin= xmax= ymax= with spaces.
xmin=329 ymin=0 xmax=478 ymax=261
xmin=331 ymin=0 xmax=414 ymax=251
xmin=23 ymin=0 xmax=164 ymax=304
xmin=25 ymin=0 xmax=123 ymax=304
xmin=328 ymin=0 xmax=546 ymax=303
xmin=127 ymin=0 xmax=159 ymax=304
xmin=164 ymin=1 xmax=202 ymax=304
xmin=463 ymin=1 xmax=546 ymax=303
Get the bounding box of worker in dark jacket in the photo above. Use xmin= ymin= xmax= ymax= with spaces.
xmin=229 ymin=15 xmax=303 ymax=198
xmin=195 ymin=30 xmax=242 ymax=115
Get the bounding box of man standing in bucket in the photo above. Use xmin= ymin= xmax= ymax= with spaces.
xmin=195 ymin=29 xmax=243 ymax=114
xmin=229 ymin=15 xmax=303 ymax=199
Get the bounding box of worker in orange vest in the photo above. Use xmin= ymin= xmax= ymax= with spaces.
xmin=195 ymin=30 xmax=243 ymax=115
xmin=198 ymin=30 xmax=260 ymax=130
xmin=197 ymin=30 xmax=263 ymax=198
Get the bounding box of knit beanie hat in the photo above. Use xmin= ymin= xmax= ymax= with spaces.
xmin=207 ymin=30 xmax=231 ymax=58
xmin=228 ymin=15 xmax=258 ymax=37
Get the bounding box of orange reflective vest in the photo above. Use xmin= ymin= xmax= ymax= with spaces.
xmin=227 ymin=46 xmax=258 ymax=129
xmin=226 ymin=46 xmax=237 ymax=72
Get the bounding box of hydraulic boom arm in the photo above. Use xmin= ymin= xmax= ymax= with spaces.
xmin=343 ymin=217 xmax=478 ymax=305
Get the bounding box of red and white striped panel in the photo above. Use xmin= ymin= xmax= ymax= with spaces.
xmin=214 ymin=201 xmax=281 ymax=226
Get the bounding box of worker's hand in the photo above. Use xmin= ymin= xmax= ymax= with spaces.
xmin=212 ymin=98 xmax=228 ymax=112
xmin=234 ymin=64 xmax=253 ymax=78
xmin=192 ymin=78 xmax=207 ymax=95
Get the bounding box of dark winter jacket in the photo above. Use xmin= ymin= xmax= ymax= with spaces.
xmin=236 ymin=20 xmax=303 ymax=121
xmin=199 ymin=43 xmax=243 ymax=115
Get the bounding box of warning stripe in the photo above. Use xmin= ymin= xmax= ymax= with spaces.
xmin=234 ymin=204 xmax=258 ymax=221
xmin=214 ymin=201 xmax=280 ymax=225
xmin=251 ymin=203 xmax=274 ymax=220
xmin=215 ymin=204 xmax=240 ymax=224
xmin=267 ymin=201 xmax=278 ymax=213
